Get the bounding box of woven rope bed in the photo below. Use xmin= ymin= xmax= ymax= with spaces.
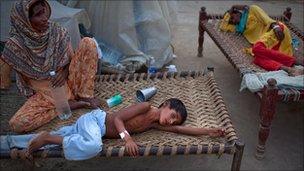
xmin=197 ymin=7 xmax=303 ymax=160
xmin=0 ymin=68 xmax=244 ymax=171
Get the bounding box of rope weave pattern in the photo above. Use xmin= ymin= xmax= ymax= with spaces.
xmin=202 ymin=14 xmax=303 ymax=75
xmin=32 ymin=71 xmax=238 ymax=156
xmin=201 ymin=14 xmax=304 ymax=102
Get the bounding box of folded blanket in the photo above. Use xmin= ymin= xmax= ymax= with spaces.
xmin=240 ymin=69 xmax=304 ymax=92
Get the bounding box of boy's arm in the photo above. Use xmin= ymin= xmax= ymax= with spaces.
xmin=113 ymin=102 xmax=151 ymax=156
xmin=154 ymin=124 xmax=225 ymax=137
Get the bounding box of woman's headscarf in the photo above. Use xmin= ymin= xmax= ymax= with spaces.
xmin=1 ymin=0 xmax=71 ymax=97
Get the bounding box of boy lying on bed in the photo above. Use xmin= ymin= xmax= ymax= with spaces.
xmin=1 ymin=98 xmax=225 ymax=160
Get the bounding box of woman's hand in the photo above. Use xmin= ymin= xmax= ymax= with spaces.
xmin=125 ymin=136 xmax=139 ymax=157
xmin=51 ymin=66 xmax=69 ymax=88
xmin=274 ymin=27 xmax=284 ymax=41
xmin=69 ymin=100 xmax=91 ymax=110
xmin=78 ymin=97 xmax=101 ymax=109
xmin=271 ymin=23 xmax=285 ymax=41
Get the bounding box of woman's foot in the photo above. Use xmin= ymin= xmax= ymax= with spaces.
xmin=27 ymin=131 xmax=50 ymax=154
xmin=289 ymin=68 xmax=304 ymax=76
xmin=281 ymin=66 xmax=304 ymax=76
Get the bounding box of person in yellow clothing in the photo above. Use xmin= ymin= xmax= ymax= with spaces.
xmin=220 ymin=5 xmax=303 ymax=76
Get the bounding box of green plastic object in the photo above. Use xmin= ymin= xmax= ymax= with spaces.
xmin=106 ymin=94 xmax=123 ymax=108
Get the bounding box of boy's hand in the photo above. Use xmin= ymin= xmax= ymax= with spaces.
xmin=125 ymin=136 xmax=139 ymax=157
xmin=208 ymin=128 xmax=226 ymax=137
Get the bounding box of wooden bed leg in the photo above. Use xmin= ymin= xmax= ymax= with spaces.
xmin=283 ymin=7 xmax=292 ymax=22
xmin=231 ymin=140 xmax=245 ymax=171
xmin=255 ymin=78 xmax=278 ymax=160
xmin=197 ymin=7 xmax=207 ymax=57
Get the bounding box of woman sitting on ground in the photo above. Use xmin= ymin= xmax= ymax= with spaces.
xmin=220 ymin=5 xmax=303 ymax=76
xmin=0 ymin=0 xmax=101 ymax=133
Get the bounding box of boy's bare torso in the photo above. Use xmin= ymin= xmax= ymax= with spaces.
xmin=104 ymin=107 xmax=157 ymax=138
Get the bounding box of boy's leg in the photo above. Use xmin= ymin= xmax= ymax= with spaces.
xmin=1 ymin=134 xmax=36 ymax=151
xmin=1 ymin=125 xmax=75 ymax=155
xmin=9 ymin=93 xmax=56 ymax=133
xmin=28 ymin=131 xmax=63 ymax=153
xmin=28 ymin=109 xmax=105 ymax=160
xmin=61 ymin=109 xmax=104 ymax=160
xmin=12 ymin=109 xmax=104 ymax=160
xmin=68 ymin=37 xmax=98 ymax=99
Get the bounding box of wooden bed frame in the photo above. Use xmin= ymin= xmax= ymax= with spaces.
xmin=1 ymin=68 xmax=244 ymax=170
xmin=197 ymin=6 xmax=303 ymax=159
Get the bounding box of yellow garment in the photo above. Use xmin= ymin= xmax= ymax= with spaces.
xmin=219 ymin=5 xmax=274 ymax=41
xmin=219 ymin=13 xmax=236 ymax=32
xmin=220 ymin=5 xmax=293 ymax=56
xmin=258 ymin=23 xmax=293 ymax=56
xmin=278 ymin=24 xmax=293 ymax=56
xmin=243 ymin=5 xmax=275 ymax=44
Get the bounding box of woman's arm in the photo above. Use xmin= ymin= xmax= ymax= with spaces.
xmin=154 ymin=124 xmax=226 ymax=137
xmin=50 ymin=64 xmax=69 ymax=88
xmin=50 ymin=42 xmax=73 ymax=88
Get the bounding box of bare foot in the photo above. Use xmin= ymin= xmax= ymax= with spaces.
xmin=208 ymin=128 xmax=226 ymax=137
xmin=289 ymin=68 xmax=304 ymax=76
xmin=27 ymin=131 xmax=50 ymax=154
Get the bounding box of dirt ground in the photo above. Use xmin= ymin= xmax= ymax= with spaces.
xmin=1 ymin=0 xmax=303 ymax=170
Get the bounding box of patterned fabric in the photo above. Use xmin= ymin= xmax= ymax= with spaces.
xmin=0 ymin=59 xmax=12 ymax=89
xmin=1 ymin=0 xmax=70 ymax=97
xmin=9 ymin=38 xmax=98 ymax=133
xmin=68 ymin=38 xmax=98 ymax=98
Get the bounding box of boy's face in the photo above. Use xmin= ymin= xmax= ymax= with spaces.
xmin=159 ymin=106 xmax=182 ymax=126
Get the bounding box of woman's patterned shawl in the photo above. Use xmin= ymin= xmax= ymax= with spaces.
xmin=1 ymin=0 xmax=71 ymax=97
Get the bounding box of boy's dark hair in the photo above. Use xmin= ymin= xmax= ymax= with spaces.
xmin=159 ymin=98 xmax=187 ymax=124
